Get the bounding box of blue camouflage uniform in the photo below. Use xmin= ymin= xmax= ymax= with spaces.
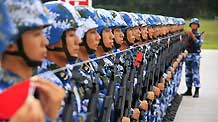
xmin=40 ymin=2 xmax=88 ymax=121
xmin=38 ymin=59 xmax=86 ymax=122
xmin=0 ymin=68 xmax=23 ymax=93
xmin=0 ymin=1 xmax=19 ymax=91
xmin=185 ymin=29 xmax=203 ymax=88
xmin=72 ymin=60 xmax=106 ymax=120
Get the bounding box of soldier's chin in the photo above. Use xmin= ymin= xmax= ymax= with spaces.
xmin=120 ymin=40 xmax=124 ymax=44
xmin=39 ymin=56 xmax=46 ymax=61
xmin=132 ymin=38 xmax=136 ymax=43
xmin=93 ymin=46 xmax=98 ymax=50
xmin=31 ymin=58 xmax=44 ymax=62
xmin=72 ymin=54 xmax=78 ymax=57
xmin=33 ymin=54 xmax=46 ymax=61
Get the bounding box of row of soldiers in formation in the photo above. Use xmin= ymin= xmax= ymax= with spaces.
xmin=0 ymin=0 xmax=189 ymax=122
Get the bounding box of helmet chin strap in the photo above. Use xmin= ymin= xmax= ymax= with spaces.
xmin=80 ymin=34 xmax=96 ymax=55
xmin=124 ymin=32 xmax=134 ymax=46
xmin=113 ymin=41 xmax=121 ymax=49
xmin=140 ymin=35 xmax=147 ymax=42
xmin=46 ymin=30 xmax=77 ymax=62
xmin=192 ymin=29 xmax=197 ymax=32
xmin=47 ymin=47 xmax=64 ymax=52
xmin=112 ymin=30 xmax=121 ymax=49
xmin=5 ymin=37 xmax=42 ymax=67
xmin=61 ymin=31 xmax=77 ymax=62
xmin=135 ymin=38 xmax=140 ymax=43
xmin=99 ymin=37 xmax=112 ymax=52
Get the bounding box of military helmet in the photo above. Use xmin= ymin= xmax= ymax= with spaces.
xmin=76 ymin=17 xmax=98 ymax=39
xmin=180 ymin=18 xmax=185 ymax=25
xmin=75 ymin=6 xmax=107 ymax=34
xmin=44 ymin=1 xmax=83 ymax=45
xmin=189 ymin=18 xmax=200 ymax=27
xmin=129 ymin=13 xmax=145 ymax=27
xmin=137 ymin=13 xmax=147 ymax=27
xmin=5 ymin=0 xmax=53 ymax=38
xmin=119 ymin=12 xmax=139 ymax=32
xmin=146 ymin=15 xmax=156 ymax=26
xmin=158 ymin=15 xmax=167 ymax=25
xmin=166 ymin=17 xmax=175 ymax=25
xmin=0 ymin=2 xmax=17 ymax=53
xmin=119 ymin=12 xmax=138 ymax=28
xmin=151 ymin=15 xmax=162 ymax=26
xmin=109 ymin=10 xmax=127 ymax=28
xmin=5 ymin=0 xmax=54 ymax=67
xmin=95 ymin=8 xmax=116 ymax=28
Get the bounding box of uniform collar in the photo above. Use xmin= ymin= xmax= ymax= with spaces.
xmin=0 ymin=68 xmax=23 ymax=91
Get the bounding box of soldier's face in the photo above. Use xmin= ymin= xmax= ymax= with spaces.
xmin=86 ymin=28 xmax=101 ymax=50
xmin=113 ymin=28 xmax=124 ymax=45
xmin=162 ymin=26 xmax=167 ymax=35
xmin=22 ymin=27 xmax=48 ymax=62
xmin=133 ymin=26 xmax=141 ymax=40
xmin=166 ymin=26 xmax=170 ymax=34
xmin=148 ymin=27 xmax=154 ymax=38
xmin=157 ymin=26 xmax=161 ymax=36
xmin=140 ymin=26 xmax=148 ymax=40
xmin=180 ymin=25 xmax=184 ymax=30
xmin=153 ymin=26 xmax=159 ymax=38
xmin=190 ymin=23 xmax=198 ymax=30
xmin=126 ymin=28 xmax=135 ymax=44
xmin=169 ymin=26 xmax=174 ymax=33
xmin=102 ymin=28 xmax=114 ymax=48
xmin=159 ymin=26 xmax=163 ymax=35
xmin=65 ymin=29 xmax=82 ymax=57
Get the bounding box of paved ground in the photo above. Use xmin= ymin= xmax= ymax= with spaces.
xmin=175 ymin=50 xmax=218 ymax=122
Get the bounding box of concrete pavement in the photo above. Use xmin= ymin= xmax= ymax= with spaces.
xmin=175 ymin=50 xmax=218 ymax=122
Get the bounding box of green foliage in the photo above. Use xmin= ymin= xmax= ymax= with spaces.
xmin=93 ymin=0 xmax=218 ymax=19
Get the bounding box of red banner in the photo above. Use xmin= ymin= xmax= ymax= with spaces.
xmin=59 ymin=0 xmax=91 ymax=6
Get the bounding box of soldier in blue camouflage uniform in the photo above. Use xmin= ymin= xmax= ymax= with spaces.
xmin=0 ymin=1 xmax=189 ymax=121
xmin=109 ymin=10 xmax=127 ymax=53
xmin=0 ymin=1 xmax=18 ymax=91
xmin=0 ymin=3 xmax=17 ymax=54
xmin=109 ymin=10 xmax=131 ymax=122
xmin=37 ymin=2 xmax=94 ymax=121
xmin=130 ymin=13 xmax=155 ymax=122
xmin=119 ymin=12 xmax=140 ymax=122
xmin=0 ymin=0 xmax=65 ymax=121
xmin=78 ymin=8 xmax=115 ymax=122
xmin=137 ymin=14 xmax=149 ymax=44
xmin=74 ymin=6 xmax=109 ymax=122
xmin=182 ymin=18 xmax=203 ymax=98
xmin=39 ymin=1 xmax=83 ymax=88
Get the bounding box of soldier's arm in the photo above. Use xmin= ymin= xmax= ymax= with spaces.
xmin=195 ymin=34 xmax=204 ymax=46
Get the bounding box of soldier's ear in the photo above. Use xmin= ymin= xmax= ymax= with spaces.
xmin=6 ymin=43 xmax=18 ymax=52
